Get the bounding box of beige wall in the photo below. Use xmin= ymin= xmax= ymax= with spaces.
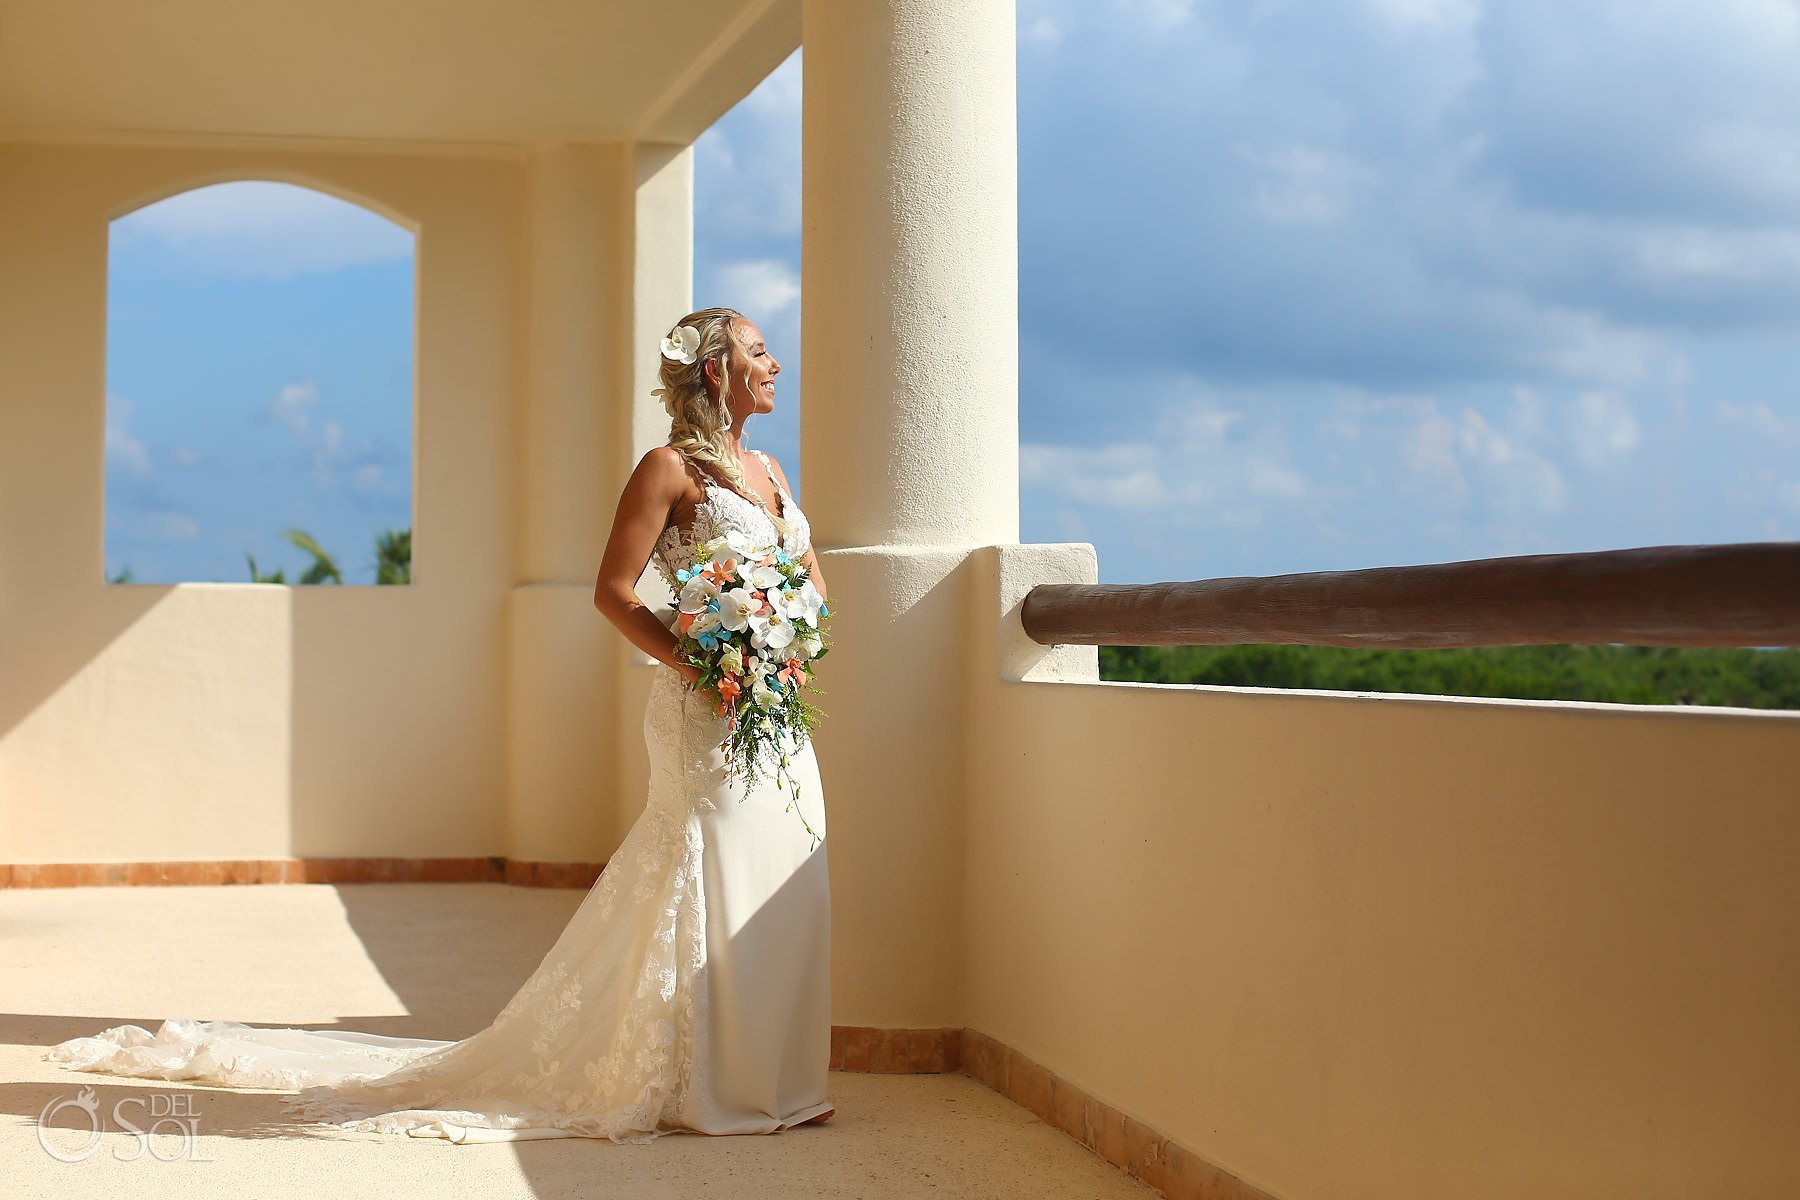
xmin=0 ymin=139 xmax=690 ymax=866
xmin=962 ymin=544 xmax=1800 ymax=1200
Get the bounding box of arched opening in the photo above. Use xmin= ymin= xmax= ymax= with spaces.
xmin=103 ymin=179 xmax=415 ymax=585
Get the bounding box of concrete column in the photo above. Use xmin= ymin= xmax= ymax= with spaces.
xmin=802 ymin=0 xmax=1019 ymax=548
xmin=516 ymin=144 xmax=620 ymax=583
xmin=607 ymin=142 xmax=695 ymax=844
xmin=506 ymin=144 xmax=629 ymax=863
xmin=797 ymin=1 xmax=1019 ymax=1029
xmin=629 ymin=144 xmax=694 ymax=462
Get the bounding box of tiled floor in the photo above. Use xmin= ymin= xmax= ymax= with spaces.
xmin=2 ymin=882 xmax=1159 ymax=1200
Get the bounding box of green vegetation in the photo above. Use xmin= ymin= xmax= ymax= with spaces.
xmin=112 ymin=526 xmax=411 ymax=585
xmin=1099 ymin=643 xmax=1800 ymax=710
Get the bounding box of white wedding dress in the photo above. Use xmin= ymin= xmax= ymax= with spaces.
xmin=44 ymin=449 xmax=833 ymax=1144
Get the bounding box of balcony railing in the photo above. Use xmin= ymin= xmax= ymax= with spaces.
xmin=1020 ymin=542 xmax=1800 ymax=649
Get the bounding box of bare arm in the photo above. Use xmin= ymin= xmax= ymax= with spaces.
xmin=762 ymin=452 xmax=829 ymax=602
xmin=594 ymin=447 xmax=702 ymax=684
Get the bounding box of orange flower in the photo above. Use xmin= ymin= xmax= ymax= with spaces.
xmin=776 ymin=657 xmax=807 ymax=688
xmin=677 ymin=611 xmax=697 ymax=633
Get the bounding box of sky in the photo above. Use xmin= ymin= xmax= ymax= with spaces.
xmin=107 ymin=0 xmax=1800 ymax=585
xmin=104 ymin=184 xmax=414 ymax=583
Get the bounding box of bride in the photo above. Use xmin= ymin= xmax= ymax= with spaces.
xmin=44 ymin=307 xmax=836 ymax=1144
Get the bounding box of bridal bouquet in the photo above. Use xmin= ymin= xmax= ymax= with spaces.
xmin=670 ymin=531 xmax=832 ymax=845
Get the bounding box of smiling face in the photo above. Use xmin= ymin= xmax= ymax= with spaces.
xmin=708 ymin=317 xmax=780 ymax=422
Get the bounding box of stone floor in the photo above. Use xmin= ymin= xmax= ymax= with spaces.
xmin=1 ymin=882 xmax=1158 ymax=1200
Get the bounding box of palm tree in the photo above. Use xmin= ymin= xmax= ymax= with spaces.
xmin=374 ymin=527 xmax=411 ymax=585
xmin=283 ymin=528 xmax=343 ymax=585
xmin=242 ymin=525 xmax=409 ymax=584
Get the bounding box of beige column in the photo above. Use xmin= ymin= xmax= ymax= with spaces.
xmin=629 ymin=144 xmax=695 ymax=461
xmin=506 ymin=143 xmax=631 ymax=863
xmin=802 ymin=0 xmax=1020 ymax=547
xmin=607 ymin=142 xmax=696 ymax=843
xmin=798 ymin=0 xmax=1020 ymax=1029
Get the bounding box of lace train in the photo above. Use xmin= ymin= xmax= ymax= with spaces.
xmin=44 ymin=446 xmax=831 ymax=1144
xmin=46 ymin=779 xmax=714 ymax=1144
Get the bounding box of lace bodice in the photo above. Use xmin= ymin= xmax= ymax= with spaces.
xmin=651 ymin=450 xmax=811 ymax=591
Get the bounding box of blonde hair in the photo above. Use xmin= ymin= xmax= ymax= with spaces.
xmin=656 ymin=307 xmax=797 ymax=545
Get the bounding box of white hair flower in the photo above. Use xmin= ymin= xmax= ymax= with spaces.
xmin=660 ymin=324 xmax=701 ymax=364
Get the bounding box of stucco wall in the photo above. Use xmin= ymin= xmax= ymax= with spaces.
xmin=963 ymin=542 xmax=1800 ymax=1200
xmin=0 ymin=142 xmax=536 ymax=862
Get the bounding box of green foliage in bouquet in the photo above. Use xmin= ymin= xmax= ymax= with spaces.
xmin=669 ymin=534 xmax=834 ymax=847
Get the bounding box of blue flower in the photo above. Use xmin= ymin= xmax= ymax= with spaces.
xmin=819 ymin=603 xmax=830 ymax=617
xmin=676 ymin=566 xmax=694 ymax=583
xmin=698 ymin=631 xmax=720 ymax=651
xmin=707 ymin=598 xmax=720 ymax=612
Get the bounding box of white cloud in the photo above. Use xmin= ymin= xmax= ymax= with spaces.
xmin=1114 ymin=0 xmax=1197 ymax=33
xmin=1247 ymin=456 xmax=1307 ymax=499
xmin=1360 ymin=0 xmax=1479 ymax=33
xmin=1567 ymin=391 xmax=1640 ymax=467
xmin=1021 ymin=441 xmax=1181 ymax=510
xmin=1393 ymin=393 xmax=1566 ymax=516
xmin=105 ymin=393 xmax=151 ymax=478
xmin=1022 ymin=390 xmax=1307 ymax=526
xmin=112 ymin=181 xmax=413 ymax=281
xmin=1718 ymin=399 xmax=1800 ymax=443
xmin=1025 ymin=15 xmax=1066 ymax=47
xmin=714 ymin=259 xmax=802 ymax=322
xmin=1241 ymin=145 xmax=1372 ymax=225
xmin=267 ymin=381 xmax=318 ymax=437
xmin=262 ymin=380 xmax=358 ymax=491
xmin=1400 ymin=400 xmax=1464 ymax=486
xmin=1633 ymin=226 xmax=1800 ymax=284
xmin=695 ymin=52 xmax=802 ymax=241
xmin=1455 ymin=402 xmax=1567 ymax=516
xmin=140 ymin=511 xmax=200 ymax=541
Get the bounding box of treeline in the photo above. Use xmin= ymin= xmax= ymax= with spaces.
xmin=1098 ymin=643 xmax=1800 ymax=710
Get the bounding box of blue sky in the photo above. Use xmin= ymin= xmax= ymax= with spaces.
xmin=104 ymin=183 xmax=414 ymax=583
xmin=108 ymin=0 xmax=1800 ymax=585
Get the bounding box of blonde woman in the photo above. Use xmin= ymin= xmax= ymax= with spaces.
xmin=47 ymin=310 xmax=835 ymax=1143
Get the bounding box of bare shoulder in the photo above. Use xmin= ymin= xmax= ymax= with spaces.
xmin=633 ymin=445 xmax=696 ymax=491
xmin=638 ymin=444 xmax=685 ymax=477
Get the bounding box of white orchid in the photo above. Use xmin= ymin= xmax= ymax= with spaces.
xmin=777 ymin=578 xmax=825 ymax=625
xmin=687 ymin=608 xmax=723 ymax=640
xmin=678 ymin=574 xmax=720 ymax=614
xmin=724 ymin=529 xmax=776 ymax=562
xmin=746 ymin=561 xmax=785 ymax=589
xmin=716 ymin=586 xmax=758 ymax=632
xmin=750 ymin=675 xmax=783 ymax=709
xmin=660 ymin=324 xmax=700 ymax=364
xmin=790 ymin=632 xmax=824 ymax=662
xmin=748 ymin=604 xmax=797 ymax=652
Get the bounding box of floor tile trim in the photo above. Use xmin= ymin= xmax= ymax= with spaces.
xmin=830 ymin=1025 xmax=1278 ymax=1200
xmin=0 ymin=858 xmax=605 ymax=888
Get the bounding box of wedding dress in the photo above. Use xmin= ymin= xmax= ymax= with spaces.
xmin=44 ymin=448 xmax=833 ymax=1144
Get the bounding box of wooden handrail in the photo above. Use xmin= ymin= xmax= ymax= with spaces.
xmin=1019 ymin=542 xmax=1800 ymax=649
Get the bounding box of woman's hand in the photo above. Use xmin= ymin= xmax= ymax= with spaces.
xmin=674 ymin=661 xmax=704 ymax=689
